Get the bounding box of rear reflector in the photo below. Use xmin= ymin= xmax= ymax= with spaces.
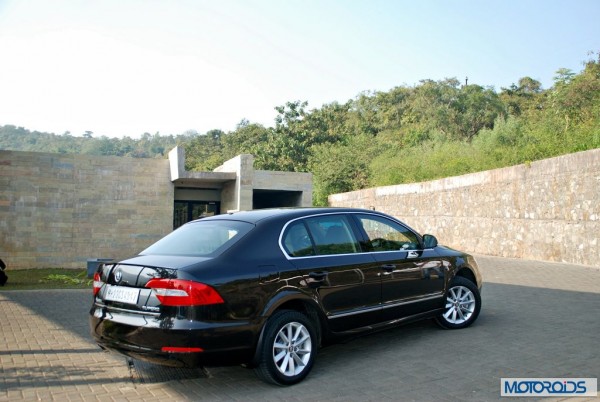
xmin=93 ymin=272 xmax=103 ymax=296
xmin=161 ymin=346 xmax=204 ymax=353
xmin=145 ymin=279 xmax=224 ymax=306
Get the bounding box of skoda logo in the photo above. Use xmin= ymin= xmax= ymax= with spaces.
xmin=114 ymin=270 xmax=122 ymax=283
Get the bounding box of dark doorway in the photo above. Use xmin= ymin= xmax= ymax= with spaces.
xmin=173 ymin=201 xmax=220 ymax=229
xmin=253 ymin=190 xmax=302 ymax=209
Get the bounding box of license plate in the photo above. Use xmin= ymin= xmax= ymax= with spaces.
xmin=105 ymin=285 xmax=140 ymax=304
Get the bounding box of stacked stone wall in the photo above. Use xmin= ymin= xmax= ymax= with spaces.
xmin=0 ymin=151 xmax=173 ymax=269
xmin=329 ymin=149 xmax=600 ymax=267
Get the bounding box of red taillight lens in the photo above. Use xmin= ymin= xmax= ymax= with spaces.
xmin=93 ymin=272 xmax=103 ymax=296
xmin=145 ymin=279 xmax=224 ymax=306
xmin=161 ymin=346 xmax=203 ymax=353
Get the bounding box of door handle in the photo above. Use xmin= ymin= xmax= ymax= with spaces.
xmin=307 ymin=271 xmax=328 ymax=288
xmin=407 ymin=251 xmax=419 ymax=258
xmin=308 ymin=271 xmax=328 ymax=280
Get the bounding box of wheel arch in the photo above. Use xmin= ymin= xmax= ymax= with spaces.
xmin=454 ymin=267 xmax=477 ymax=286
xmin=450 ymin=254 xmax=482 ymax=290
xmin=250 ymin=290 xmax=326 ymax=367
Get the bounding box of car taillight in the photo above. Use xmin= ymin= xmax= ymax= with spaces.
xmin=93 ymin=272 xmax=103 ymax=296
xmin=161 ymin=346 xmax=204 ymax=353
xmin=145 ymin=279 xmax=224 ymax=306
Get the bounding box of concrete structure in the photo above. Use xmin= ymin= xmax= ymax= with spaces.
xmin=168 ymin=147 xmax=312 ymax=213
xmin=329 ymin=149 xmax=600 ymax=267
xmin=0 ymin=147 xmax=312 ymax=269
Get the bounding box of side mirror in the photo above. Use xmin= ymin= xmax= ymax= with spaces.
xmin=423 ymin=234 xmax=438 ymax=249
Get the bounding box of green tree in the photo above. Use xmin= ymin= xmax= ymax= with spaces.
xmin=500 ymin=77 xmax=544 ymax=116
xmin=454 ymin=84 xmax=505 ymax=140
xmin=309 ymin=134 xmax=377 ymax=205
xmin=185 ymin=129 xmax=225 ymax=171
xmin=550 ymin=56 xmax=600 ymax=131
xmin=252 ymin=101 xmax=312 ymax=172
xmin=222 ymin=121 xmax=271 ymax=163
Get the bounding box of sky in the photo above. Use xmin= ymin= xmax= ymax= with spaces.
xmin=0 ymin=0 xmax=598 ymax=139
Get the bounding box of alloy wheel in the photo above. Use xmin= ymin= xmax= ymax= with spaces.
xmin=272 ymin=321 xmax=313 ymax=377
xmin=443 ymin=285 xmax=476 ymax=324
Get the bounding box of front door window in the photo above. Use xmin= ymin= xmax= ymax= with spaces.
xmin=355 ymin=213 xmax=445 ymax=319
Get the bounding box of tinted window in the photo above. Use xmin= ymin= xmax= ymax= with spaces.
xmin=282 ymin=221 xmax=315 ymax=257
xmin=305 ymin=215 xmax=360 ymax=255
xmin=141 ymin=220 xmax=253 ymax=256
xmin=357 ymin=214 xmax=419 ymax=252
xmin=282 ymin=215 xmax=361 ymax=257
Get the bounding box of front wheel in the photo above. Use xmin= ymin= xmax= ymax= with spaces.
xmin=435 ymin=276 xmax=481 ymax=329
xmin=254 ymin=310 xmax=317 ymax=386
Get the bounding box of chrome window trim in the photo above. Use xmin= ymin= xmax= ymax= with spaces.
xmin=279 ymin=212 xmax=361 ymax=260
xmin=279 ymin=211 xmax=429 ymax=260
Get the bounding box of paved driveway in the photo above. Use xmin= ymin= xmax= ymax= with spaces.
xmin=1 ymin=256 xmax=598 ymax=401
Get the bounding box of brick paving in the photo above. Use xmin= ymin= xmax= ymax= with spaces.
xmin=0 ymin=255 xmax=598 ymax=401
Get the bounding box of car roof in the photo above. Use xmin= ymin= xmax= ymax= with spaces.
xmin=196 ymin=207 xmax=375 ymax=225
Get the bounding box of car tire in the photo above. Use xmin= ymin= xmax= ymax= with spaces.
xmin=435 ymin=276 xmax=481 ymax=329
xmin=254 ymin=310 xmax=317 ymax=386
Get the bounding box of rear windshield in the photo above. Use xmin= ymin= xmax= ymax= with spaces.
xmin=140 ymin=220 xmax=254 ymax=257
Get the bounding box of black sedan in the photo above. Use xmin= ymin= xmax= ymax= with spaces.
xmin=90 ymin=208 xmax=482 ymax=385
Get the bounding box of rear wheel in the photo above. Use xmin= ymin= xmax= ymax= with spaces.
xmin=435 ymin=276 xmax=481 ymax=329
xmin=254 ymin=310 xmax=317 ymax=386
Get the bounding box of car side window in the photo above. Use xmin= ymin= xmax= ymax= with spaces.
xmin=305 ymin=215 xmax=360 ymax=255
xmin=282 ymin=221 xmax=315 ymax=257
xmin=357 ymin=214 xmax=419 ymax=252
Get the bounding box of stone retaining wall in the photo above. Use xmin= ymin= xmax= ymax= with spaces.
xmin=329 ymin=149 xmax=600 ymax=267
xmin=0 ymin=151 xmax=173 ymax=269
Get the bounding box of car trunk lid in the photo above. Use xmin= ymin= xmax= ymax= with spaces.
xmin=94 ymin=256 xmax=221 ymax=313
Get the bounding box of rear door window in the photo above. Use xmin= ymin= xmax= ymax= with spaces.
xmin=282 ymin=214 xmax=361 ymax=257
xmin=282 ymin=221 xmax=315 ymax=257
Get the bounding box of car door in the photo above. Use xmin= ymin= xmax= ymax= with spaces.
xmin=352 ymin=213 xmax=446 ymax=321
xmin=282 ymin=214 xmax=382 ymax=332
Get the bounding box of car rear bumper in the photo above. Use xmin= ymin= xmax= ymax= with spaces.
xmin=89 ymin=306 xmax=262 ymax=367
